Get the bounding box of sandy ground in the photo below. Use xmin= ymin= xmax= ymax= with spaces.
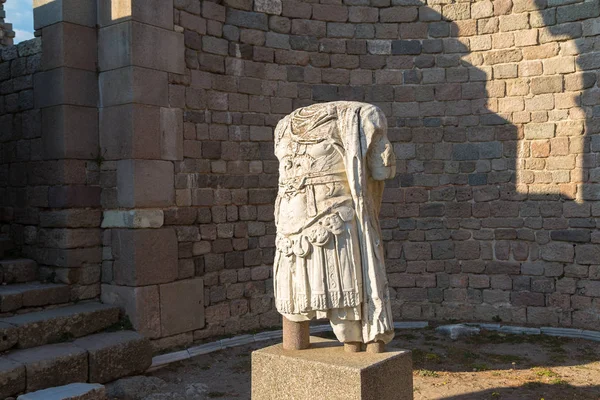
xmin=123 ymin=327 xmax=600 ymax=400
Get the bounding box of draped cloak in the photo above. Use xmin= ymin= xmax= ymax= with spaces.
xmin=273 ymin=101 xmax=396 ymax=344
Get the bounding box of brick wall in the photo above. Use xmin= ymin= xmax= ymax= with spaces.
xmin=154 ymin=0 xmax=600 ymax=343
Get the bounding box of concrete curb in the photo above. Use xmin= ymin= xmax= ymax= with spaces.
xmin=147 ymin=321 xmax=600 ymax=372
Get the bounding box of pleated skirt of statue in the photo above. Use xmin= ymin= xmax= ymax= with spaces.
xmin=274 ymin=215 xmax=364 ymax=332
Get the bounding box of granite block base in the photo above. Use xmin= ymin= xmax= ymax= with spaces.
xmin=252 ymin=336 xmax=413 ymax=400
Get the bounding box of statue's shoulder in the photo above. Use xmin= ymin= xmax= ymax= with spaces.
xmin=274 ymin=114 xmax=291 ymax=143
xmin=324 ymin=102 xmax=385 ymax=122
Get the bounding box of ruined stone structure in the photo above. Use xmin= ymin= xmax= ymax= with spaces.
xmin=0 ymin=0 xmax=15 ymax=48
xmin=0 ymin=1 xmax=599 ymax=389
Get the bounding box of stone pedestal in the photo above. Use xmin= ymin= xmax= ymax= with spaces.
xmin=252 ymin=337 xmax=413 ymax=400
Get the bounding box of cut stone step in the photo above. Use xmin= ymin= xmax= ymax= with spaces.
xmin=0 ymin=282 xmax=71 ymax=313
xmin=0 ymin=302 xmax=120 ymax=349
xmin=6 ymin=342 xmax=88 ymax=393
xmin=0 ymin=321 xmax=18 ymax=352
xmin=0 ymin=357 xmax=26 ymax=399
xmin=0 ymin=259 xmax=38 ymax=284
xmin=0 ymin=330 xmax=148 ymax=398
xmin=74 ymin=331 xmax=152 ymax=383
xmin=17 ymin=383 xmax=106 ymax=400
xmin=0 ymin=237 xmax=14 ymax=258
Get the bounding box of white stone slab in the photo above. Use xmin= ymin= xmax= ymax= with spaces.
xmin=436 ymin=324 xmax=480 ymax=340
xmin=310 ymin=324 xmax=332 ymax=333
xmin=254 ymin=330 xmax=283 ymax=342
xmin=541 ymin=327 xmax=584 ymax=338
xmin=17 ymin=383 xmax=105 ymax=400
xmin=478 ymin=323 xmax=502 ymax=331
xmin=150 ymin=350 xmax=190 ymax=369
xmin=394 ymin=321 xmax=429 ymax=329
xmin=221 ymin=334 xmax=254 ymax=348
xmin=499 ymin=326 xmax=541 ymax=335
xmin=580 ymin=330 xmax=600 ymax=342
xmin=187 ymin=342 xmax=223 ymax=357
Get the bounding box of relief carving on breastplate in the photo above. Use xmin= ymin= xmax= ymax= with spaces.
xmin=276 ymin=206 xmax=355 ymax=259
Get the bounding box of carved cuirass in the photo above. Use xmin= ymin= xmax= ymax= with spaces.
xmin=274 ymin=106 xmax=362 ymax=314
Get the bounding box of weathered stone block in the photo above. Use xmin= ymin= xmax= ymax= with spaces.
xmin=0 ymin=322 xmax=18 ymax=352
xmin=575 ymin=245 xmax=600 ymax=265
xmin=255 ymin=0 xmax=282 ymax=15
xmin=531 ymin=76 xmax=563 ymax=95
xmin=557 ymin=1 xmax=600 ymax=24
xmin=380 ymin=7 xmax=417 ymax=23
xmin=252 ymin=337 xmax=413 ymax=400
xmin=312 ymin=4 xmax=348 ymax=22
xmin=33 ymin=0 xmax=96 ymax=29
xmin=74 ymin=331 xmax=151 ymax=383
xmin=98 ymin=21 xmax=184 ymax=74
xmin=581 ymin=184 xmax=600 ymax=201
xmin=524 ymin=123 xmax=555 ymax=139
xmin=34 ymin=68 xmax=98 ymax=108
xmin=541 ymin=242 xmax=574 ymax=263
xmin=226 ymin=9 xmax=268 ymax=30
xmin=160 ymin=108 xmax=183 ymax=161
xmin=0 ymin=259 xmax=38 ymax=284
xmin=2 ymin=303 xmax=119 ymax=349
xmin=42 ymin=105 xmax=98 ymax=160
xmin=101 ymin=284 xmax=161 ymax=338
xmin=499 ymin=13 xmax=529 ymax=32
xmin=511 ymin=292 xmax=544 ymax=307
xmin=40 ymin=210 xmax=102 ymax=228
xmin=17 ymin=383 xmax=105 ymax=400
xmin=111 ymin=228 xmax=178 ymax=286
xmin=0 ymin=282 xmax=70 ymax=312
xmin=159 ymin=278 xmax=205 ymax=336
xmin=42 ymin=22 xmax=97 ymax=71
xmin=0 ymin=358 xmax=26 ymax=399
xmin=453 ymin=143 xmax=479 ymax=161
xmin=48 ymin=186 xmax=102 ymax=208
xmin=291 ymin=19 xmax=326 ymax=37
xmin=117 ymin=160 xmax=174 ymax=208
xmin=102 ymin=210 xmax=164 ymax=229
xmin=7 ymin=343 xmax=88 ymax=392
xmin=204 ymin=2 xmax=227 ymax=21
xmin=98 ymin=0 xmax=174 ymax=29
xmin=99 ymin=104 xmax=160 ymax=160
xmin=99 ymin=66 xmax=168 ymax=107
xmin=391 ymin=40 xmax=422 ymax=55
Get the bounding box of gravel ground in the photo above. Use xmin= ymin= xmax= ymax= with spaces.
xmin=109 ymin=327 xmax=600 ymax=400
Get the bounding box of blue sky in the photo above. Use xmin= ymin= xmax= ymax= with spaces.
xmin=5 ymin=0 xmax=34 ymax=43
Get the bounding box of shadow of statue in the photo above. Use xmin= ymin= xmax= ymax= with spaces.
xmin=437 ymin=382 xmax=600 ymax=400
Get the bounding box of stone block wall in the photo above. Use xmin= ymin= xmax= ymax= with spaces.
xmin=0 ymin=0 xmax=104 ymax=302
xmin=0 ymin=39 xmax=42 ymax=242
xmin=156 ymin=0 xmax=600 ymax=342
xmin=1 ymin=0 xmax=599 ymax=349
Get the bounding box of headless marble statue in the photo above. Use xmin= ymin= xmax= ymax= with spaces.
xmin=273 ymin=101 xmax=396 ymax=353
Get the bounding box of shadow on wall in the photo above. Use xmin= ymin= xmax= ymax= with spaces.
xmin=380 ymin=0 xmax=598 ymax=204
xmin=532 ymin=0 xmax=600 ymax=204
